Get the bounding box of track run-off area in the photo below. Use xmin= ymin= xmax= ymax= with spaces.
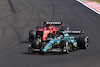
xmin=0 ymin=0 xmax=100 ymax=67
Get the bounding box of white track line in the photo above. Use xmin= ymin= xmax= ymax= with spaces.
xmin=76 ymin=0 xmax=100 ymax=15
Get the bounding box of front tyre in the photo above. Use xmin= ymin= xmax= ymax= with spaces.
xmin=28 ymin=45 xmax=35 ymax=53
xmin=39 ymin=43 xmax=45 ymax=55
xmin=31 ymin=39 xmax=39 ymax=48
xmin=60 ymin=40 xmax=71 ymax=54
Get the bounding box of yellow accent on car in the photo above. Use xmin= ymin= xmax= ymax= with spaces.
xmin=44 ymin=32 xmax=47 ymax=34
xmin=54 ymin=43 xmax=59 ymax=45
xmin=37 ymin=38 xmax=40 ymax=45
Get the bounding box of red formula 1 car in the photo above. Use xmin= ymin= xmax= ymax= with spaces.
xmin=28 ymin=22 xmax=65 ymax=42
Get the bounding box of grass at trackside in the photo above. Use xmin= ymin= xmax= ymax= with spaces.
xmin=81 ymin=0 xmax=100 ymax=3
xmin=91 ymin=0 xmax=100 ymax=3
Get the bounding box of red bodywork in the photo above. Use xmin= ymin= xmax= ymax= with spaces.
xmin=36 ymin=26 xmax=59 ymax=41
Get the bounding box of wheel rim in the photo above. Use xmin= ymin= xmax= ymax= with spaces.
xmin=66 ymin=42 xmax=70 ymax=53
xmin=85 ymin=36 xmax=89 ymax=49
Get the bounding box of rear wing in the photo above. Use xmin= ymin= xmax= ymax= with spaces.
xmin=65 ymin=30 xmax=84 ymax=35
xmin=44 ymin=22 xmax=64 ymax=26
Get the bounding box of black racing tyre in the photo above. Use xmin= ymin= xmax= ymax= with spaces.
xmin=60 ymin=40 xmax=66 ymax=49
xmin=31 ymin=39 xmax=39 ymax=48
xmin=68 ymin=42 xmax=74 ymax=52
xmin=28 ymin=45 xmax=35 ymax=53
xmin=39 ymin=43 xmax=45 ymax=55
xmin=28 ymin=45 xmax=32 ymax=51
xmin=78 ymin=36 xmax=89 ymax=49
xmin=60 ymin=40 xmax=73 ymax=54
xmin=28 ymin=30 xmax=36 ymax=41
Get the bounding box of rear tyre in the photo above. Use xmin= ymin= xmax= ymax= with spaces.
xmin=78 ymin=36 xmax=89 ymax=49
xmin=28 ymin=30 xmax=36 ymax=42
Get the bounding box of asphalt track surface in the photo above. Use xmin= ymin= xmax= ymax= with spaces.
xmin=0 ymin=0 xmax=100 ymax=67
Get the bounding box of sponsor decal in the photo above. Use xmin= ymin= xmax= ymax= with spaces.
xmin=57 ymin=41 xmax=60 ymax=43
xmin=73 ymin=42 xmax=77 ymax=47
xmin=65 ymin=33 xmax=69 ymax=36
xmin=44 ymin=40 xmax=54 ymax=51
xmin=46 ymin=22 xmax=62 ymax=24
